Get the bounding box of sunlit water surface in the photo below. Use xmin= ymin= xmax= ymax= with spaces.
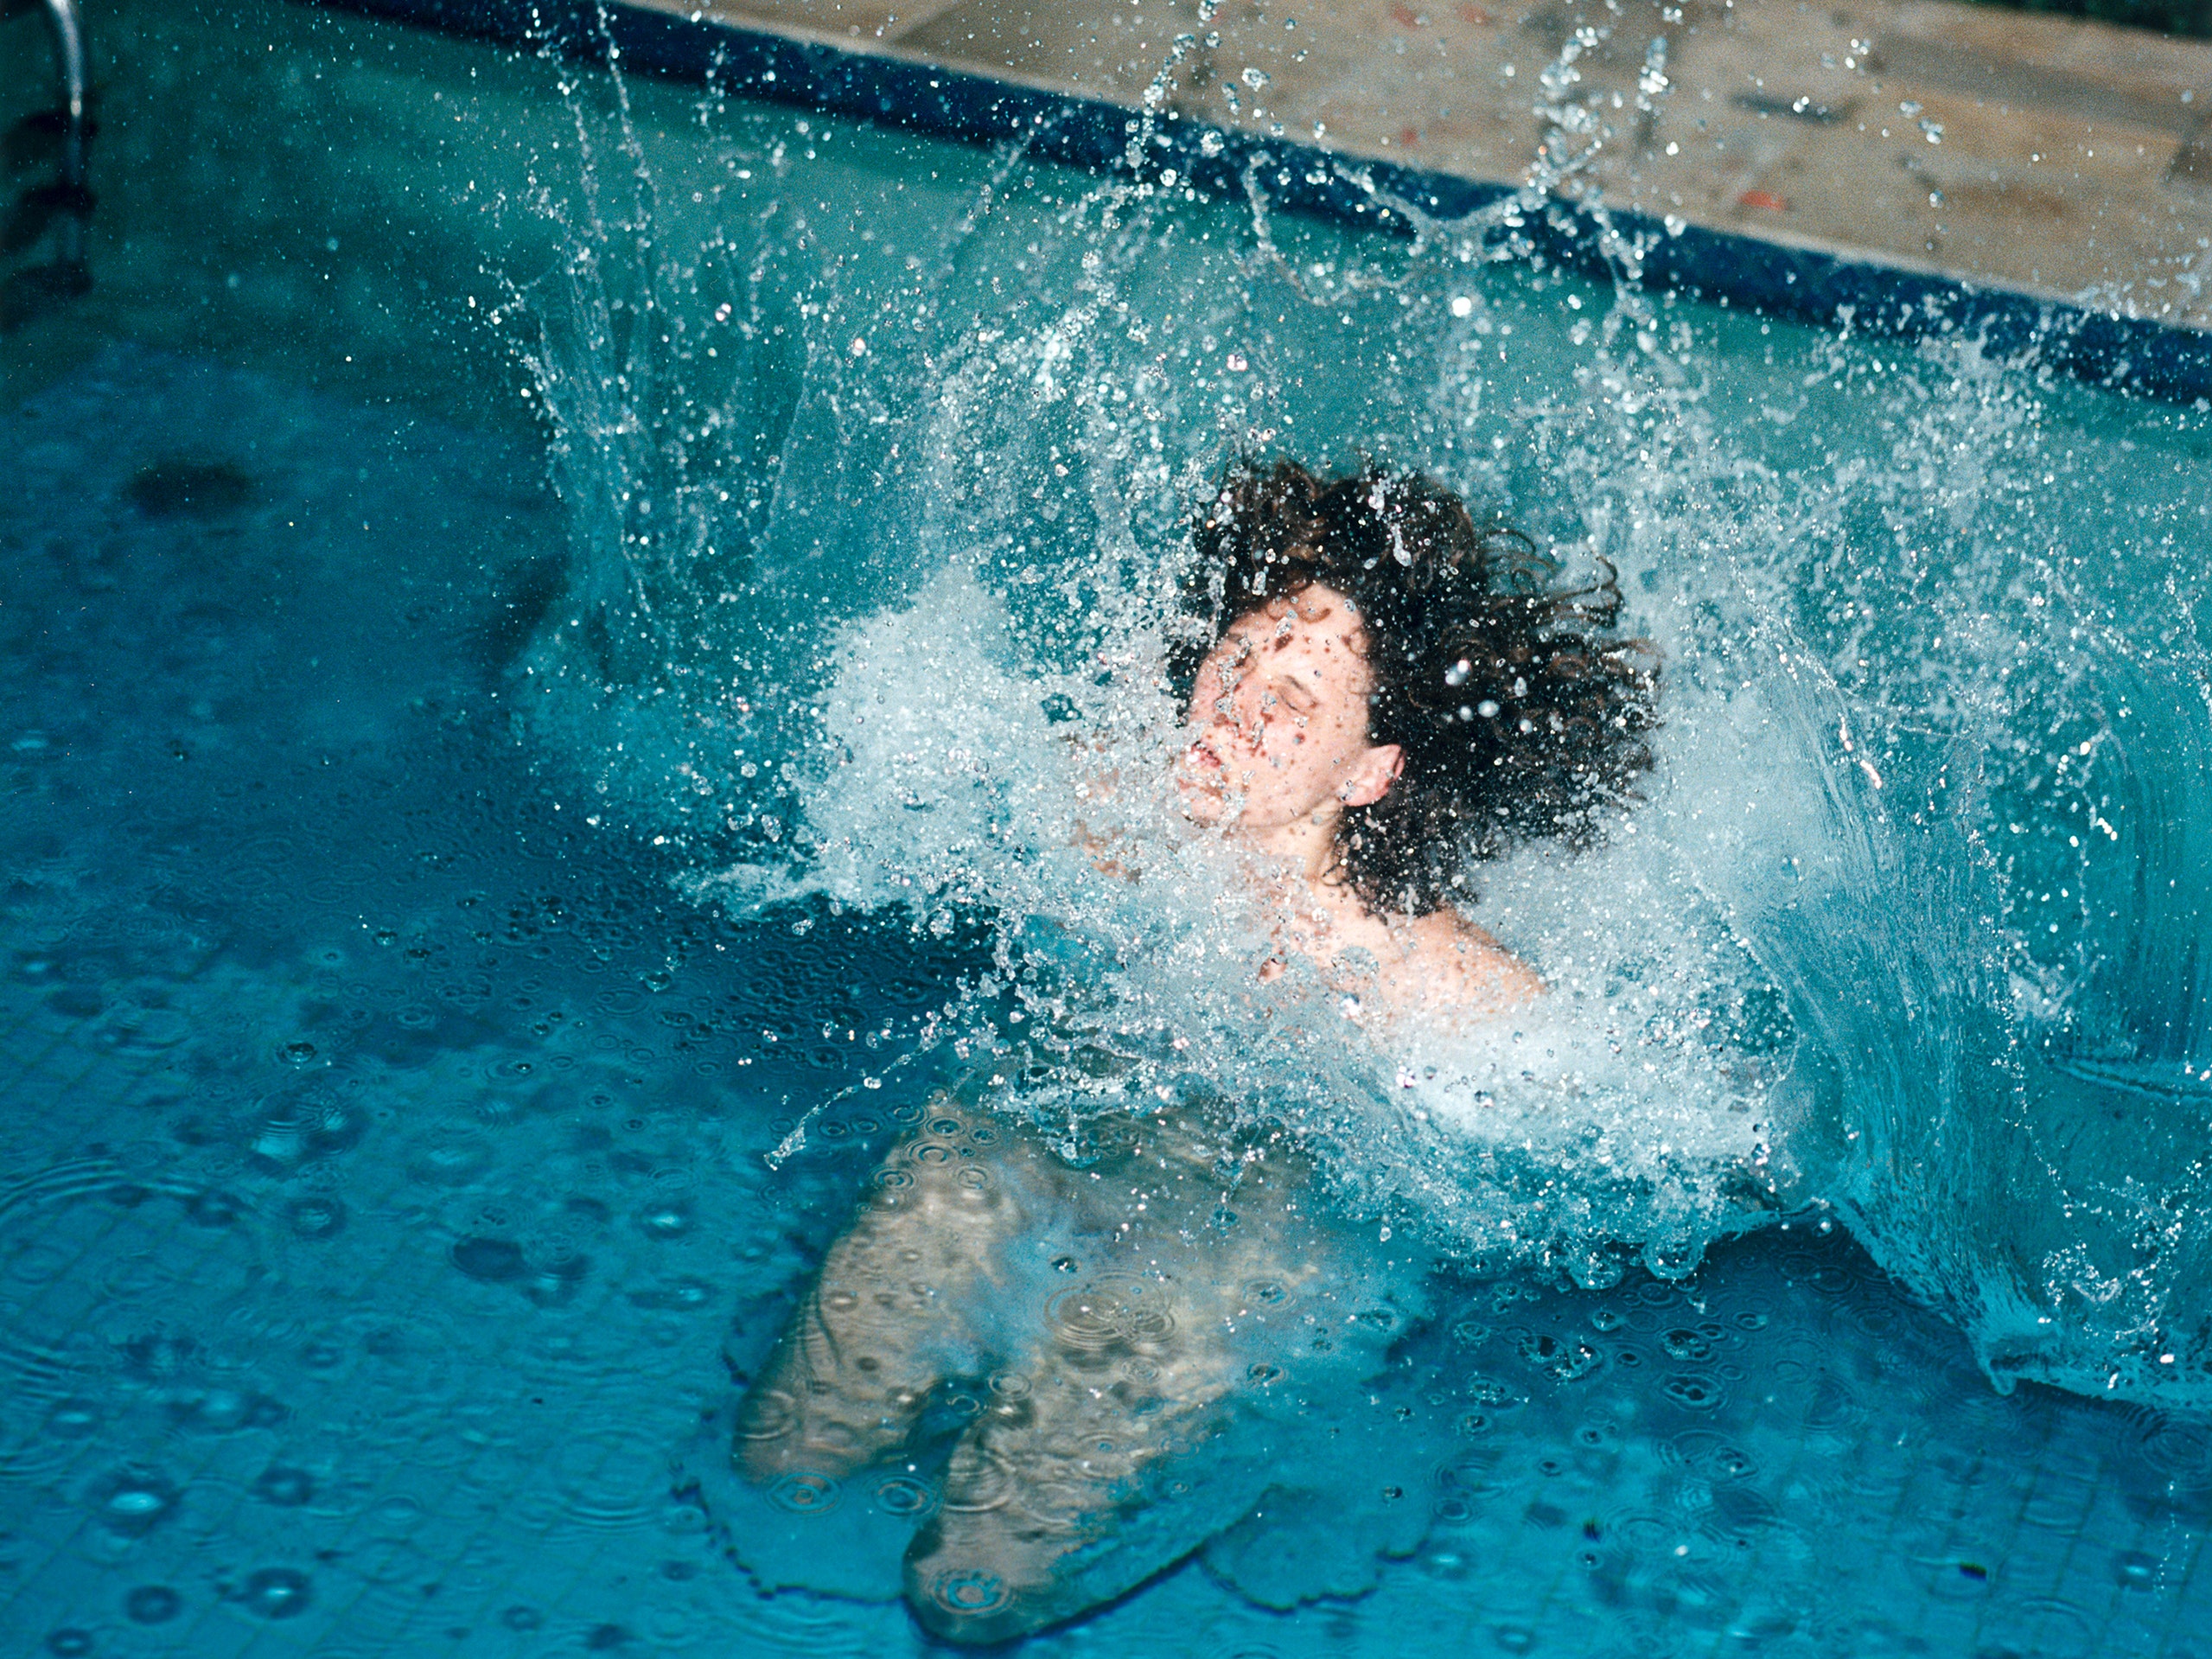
xmin=3 ymin=1 xmax=2212 ymax=1653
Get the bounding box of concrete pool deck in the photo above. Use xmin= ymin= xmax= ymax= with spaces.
xmin=631 ymin=0 xmax=2212 ymax=333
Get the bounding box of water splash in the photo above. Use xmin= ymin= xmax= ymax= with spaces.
xmin=494 ymin=26 xmax=2212 ymax=1405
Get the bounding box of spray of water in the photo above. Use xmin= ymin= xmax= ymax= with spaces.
xmin=494 ymin=16 xmax=2212 ymax=1405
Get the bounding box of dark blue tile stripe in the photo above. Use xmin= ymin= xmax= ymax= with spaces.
xmin=310 ymin=0 xmax=2212 ymax=404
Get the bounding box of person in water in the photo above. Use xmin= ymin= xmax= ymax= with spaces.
xmin=730 ymin=459 xmax=1658 ymax=1642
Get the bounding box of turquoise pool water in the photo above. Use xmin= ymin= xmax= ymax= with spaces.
xmin=5 ymin=0 xmax=2212 ymax=1652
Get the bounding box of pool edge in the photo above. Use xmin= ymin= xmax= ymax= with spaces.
xmin=309 ymin=0 xmax=2212 ymax=406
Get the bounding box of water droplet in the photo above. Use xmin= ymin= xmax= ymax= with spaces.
xmin=45 ymin=1630 xmax=93 ymax=1656
xmin=169 ymin=1388 xmax=285 ymax=1433
xmin=124 ymin=1585 xmax=183 ymax=1624
xmin=1661 ymin=1372 xmax=1724 ymax=1410
xmin=408 ymin=1137 xmax=493 ymax=1187
xmin=46 ymin=1398 xmax=100 ymax=1438
xmin=927 ymin=1567 xmax=1011 ymax=1616
xmin=449 ymin=1236 xmax=526 ymax=1283
xmin=1520 ymin=1330 xmax=1604 ymax=1381
xmin=281 ymin=1041 xmax=317 ymax=1066
xmin=766 ymin=1471 xmax=841 ymax=1515
xmin=92 ymin=1470 xmax=181 ymax=1535
xmin=2113 ymin=1549 xmax=2159 ymax=1589
xmin=236 ymin=1566 xmax=312 ymax=1619
xmin=185 ymin=1190 xmax=243 ymax=1228
xmin=526 ymin=1248 xmax=590 ymax=1305
xmin=284 ymin=1196 xmax=346 ymax=1240
xmin=1048 ymin=1275 xmax=1176 ymax=1348
xmin=637 ymin=1199 xmax=693 ymax=1239
xmin=252 ymin=1465 xmax=316 ymax=1507
xmin=873 ymin=1475 xmax=939 ymax=1517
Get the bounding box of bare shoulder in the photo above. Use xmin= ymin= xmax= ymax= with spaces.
xmin=1396 ymin=910 xmax=1546 ymax=1013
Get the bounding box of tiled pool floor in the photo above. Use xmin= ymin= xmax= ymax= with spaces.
xmin=4 ymin=344 xmax=2211 ymax=1656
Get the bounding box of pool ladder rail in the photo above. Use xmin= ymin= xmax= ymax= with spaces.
xmin=3 ymin=0 xmax=93 ymax=330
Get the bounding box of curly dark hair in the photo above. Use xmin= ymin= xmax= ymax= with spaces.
xmin=1163 ymin=458 xmax=1660 ymax=916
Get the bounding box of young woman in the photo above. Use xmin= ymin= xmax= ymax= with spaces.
xmin=1163 ymin=457 xmax=1654 ymax=1021
xmin=730 ymin=460 xmax=1658 ymax=1643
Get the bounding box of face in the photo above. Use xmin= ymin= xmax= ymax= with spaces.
xmin=1177 ymin=582 xmax=1403 ymax=833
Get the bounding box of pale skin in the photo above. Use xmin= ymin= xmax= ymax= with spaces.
xmin=731 ymin=588 xmax=1540 ymax=1645
xmin=1172 ymin=579 xmax=1545 ymax=1018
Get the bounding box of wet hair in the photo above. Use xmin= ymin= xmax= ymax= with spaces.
xmin=1166 ymin=458 xmax=1659 ymax=916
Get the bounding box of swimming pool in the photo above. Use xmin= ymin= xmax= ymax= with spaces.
xmin=5 ymin=0 xmax=2212 ymax=1652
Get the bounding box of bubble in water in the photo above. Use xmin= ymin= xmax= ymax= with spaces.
xmin=236 ymin=1566 xmax=312 ymax=1619
xmin=124 ymin=1585 xmax=183 ymax=1624
xmin=45 ymin=1630 xmax=92 ymax=1657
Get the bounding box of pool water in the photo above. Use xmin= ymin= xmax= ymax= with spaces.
xmin=5 ymin=0 xmax=2212 ymax=1653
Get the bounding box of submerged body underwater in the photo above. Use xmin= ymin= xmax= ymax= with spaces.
xmin=6 ymin=0 xmax=2212 ymax=1651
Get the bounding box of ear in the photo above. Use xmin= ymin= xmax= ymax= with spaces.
xmin=1339 ymin=743 xmax=1404 ymax=809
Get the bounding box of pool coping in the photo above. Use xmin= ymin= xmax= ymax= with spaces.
xmin=315 ymin=0 xmax=2212 ymax=405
